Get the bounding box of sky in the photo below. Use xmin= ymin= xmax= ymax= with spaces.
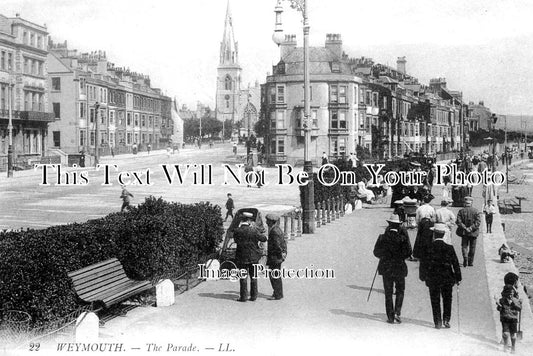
xmin=3 ymin=0 xmax=533 ymax=116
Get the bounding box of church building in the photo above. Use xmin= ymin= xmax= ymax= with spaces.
xmin=215 ymin=0 xmax=260 ymax=139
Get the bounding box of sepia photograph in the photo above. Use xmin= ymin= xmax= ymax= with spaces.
xmin=1 ymin=0 xmax=533 ymax=355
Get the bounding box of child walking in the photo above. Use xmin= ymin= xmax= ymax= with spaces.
xmin=484 ymin=198 xmax=497 ymax=233
xmin=495 ymin=272 xmax=522 ymax=353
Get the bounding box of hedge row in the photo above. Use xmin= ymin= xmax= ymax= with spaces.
xmin=0 ymin=196 xmax=224 ymax=327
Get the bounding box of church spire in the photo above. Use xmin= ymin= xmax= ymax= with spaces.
xmin=220 ymin=0 xmax=238 ymax=66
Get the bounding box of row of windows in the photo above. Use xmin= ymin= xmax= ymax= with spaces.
xmin=24 ymin=91 xmax=45 ymax=112
xmin=0 ymin=51 xmax=13 ymax=72
xmin=24 ymin=57 xmax=44 ymax=76
xmin=22 ymin=30 xmax=44 ymax=50
xmin=79 ymin=130 xmax=157 ymax=147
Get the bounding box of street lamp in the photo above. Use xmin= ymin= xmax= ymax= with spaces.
xmin=273 ymin=0 xmax=314 ymax=233
xmin=7 ymin=78 xmax=14 ymax=178
xmin=491 ymin=113 xmax=498 ymax=172
xmin=94 ymin=102 xmax=100 ymax=166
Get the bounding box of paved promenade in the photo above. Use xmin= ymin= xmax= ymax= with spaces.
xmin=77 ymin=195 xmax=514 ymax=356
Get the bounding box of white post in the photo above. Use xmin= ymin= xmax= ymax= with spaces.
xmin=156 ymin=279 xmax=175 ymax=307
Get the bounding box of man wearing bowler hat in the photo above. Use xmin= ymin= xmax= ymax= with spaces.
xmin=266 ymin=213 xmax=287 ymax=300
xmin=373 ymin=214 xmax=412 ymax=324
xmin=234 ymin=212 xmax=267 ymax=302
xmin=456 ymin=197 xmax=481 ymax=267
xmin=425 ymin=223 xmax=462 ymax=329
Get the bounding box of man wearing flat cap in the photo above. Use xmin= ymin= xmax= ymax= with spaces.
xmin=373 ymin=214 xmax=412 ymax=324
xmin=266 ymin=213 xmax=287 ymax=300
xmin=456 ymin=197 xmax=481 ymax=267
xmin=234 ymin=211 xmax=267 ymax=302
xmin=425 ymin=223 xmax=462 ymax=329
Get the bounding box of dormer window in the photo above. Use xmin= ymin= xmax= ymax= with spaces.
xmin=276 ymin=60 xmax=285 ymax=75
xmin=331 ymin=62 xmax=341 ymax=73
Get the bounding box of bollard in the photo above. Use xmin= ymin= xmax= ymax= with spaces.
xmin=75 ymin=312 xmax=99 ymax=343
xmin=331 ymin=197 xmax=337 ymax=221
xmin=290 ymin=212 xmax=296 ymax=239
xmin=326 ymin=198 xmax=331 ymax=223
xmin=340 ymin=195 xmax=345 ymax=217
xmin=283 ymin=215 xmax=290 ymax=239
xmin=297 ymin=210 xmax=302 ymax=236
xmin=316 ymin=202 xmax=322 ymax=228
xmin=156 ymin=279 xmax=175 ymax=306
xmin=335 ymin=196 xmax=341 ymax=219
xmin=321 ymin=200 xmax=327 ymax=225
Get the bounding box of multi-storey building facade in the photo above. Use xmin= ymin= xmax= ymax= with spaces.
xmin=47 ymin=40 xmax=174 ymax=155
xmin=0 ymin=13 xmax=54 ymax=169
xmin=263 ymin=34 xmax=363 ymax=165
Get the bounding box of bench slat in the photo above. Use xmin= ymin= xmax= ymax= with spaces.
xmin=80 ymin=280 xmax=136 ymax=302
xmin=76 ymin=275 xmax=131 ymax=299
xmin=73 ymin=269 xmax=126 ymax=290
xmin=68 ymin=258 xmax=120 ymax=278
xmin=68 ymin=258 xmax=153 ymax=308
xmin=103 ymin=282 xmax=152 ymax=307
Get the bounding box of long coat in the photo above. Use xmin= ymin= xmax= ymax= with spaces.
xmin=373 ymin=226 xmax=412 ymax=278
xmin=424 ymin=239 xmax=462 ymax=288
xmin=267 ymin=225 xmax=287 ymax=266
xmin=234 ymin=223 xmax=267 ymax=264
xmin=456 ymin=207 xmax=481 ymax=238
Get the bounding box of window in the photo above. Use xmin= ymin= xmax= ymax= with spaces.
xmin=127 ymin=133 xmax=132 ymax=145
xmin=52 ymin=131 xmax=60 ymax=147
xmin=79 ymin=102 xmax=86 ymax=118
xmin=134 ymin=114 xmax=139 ymax=126
xmin=225 ymin=99 xmax=230 ymax=108
xmin=277 ymin=138 xmax=285 ymax=154
xmin=312 ymin=109 xmax=318 ymax=129
xmin=330 ymin=85 xmax=338 ymax=103
xmin=79 ymin=130 xmax=86 ymax=146
xmin=24 ymin=58 xmax=29 ymax=73
xmin=118 ymin=111 xmax=124 ymax=125
xmin=415 ymin=123 xmax=419 ymax=136
xmin=89 ymin=108 xmax=95 ymax=123
xmin=100 ymin=109 xmax=105 ymax=125
xmin=37 ymin=36 xmax=42 ymax=49
xmin=90 ymin=131 xmax=95 ymax=146
xmin=276 ymin=85 xmax=285 ymax=103
xmin=372 ymin=92 xmax=378 ymax=107
xmin=225 ymin=75 xmax=232 ymax=90
xmin=109 ymin=111 xmax=115 ymax=125
xmin=7 ymin=53 xmax=12 ymax=70
xmin=141 ymin=115 xmax=146 ymax=127
xmin=270 ymin=139 xmax=276 ymax=154
xmin=330 ymin=110 xmax=346 ymax=129
xmin=23 ymin=31 xmax=28 ymax=44
xmin=365 ymin=91 xmax=371 ymax=106
xmin=30 ymin=33 xmax=35 ymax=47
xmin=339 ymin=86 xmax=347 ymax=104
xmin=53 ymin=103 xmax=60 ymax=118
xmin=0 ymin=51 xmax=4 ymax=70
xmin=331 ymin=137 xmax=346 ymax=156
xmin=276 ymin=111 xmax=285 ymax=129
xmin=52 ymin=77 xmax=61 ymax=91
xmin=127 ymin=112 xmax=132 ymax=126
xmin=269 ymin=86 xmax=276 ymax=103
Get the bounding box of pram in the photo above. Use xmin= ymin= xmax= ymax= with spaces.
xmin=404 ymin=200 xmax=419 ymax=229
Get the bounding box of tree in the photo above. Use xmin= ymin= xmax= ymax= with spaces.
xmin=183 ymin=118 xmax=199 ymax=140
xmin=253 ymin=116 xmax=270 ymax=139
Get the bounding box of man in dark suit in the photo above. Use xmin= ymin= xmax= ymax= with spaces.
xmin=425 ymin=223 xmax=462 ymax=329
xmin=373 ymin=214 xmax=413 ymax=324
xmin=234 ymin=212 xmax=267 ymax=302
xmin=266 ymin=214 xmax=287 ymax=300
xmin=456 ymin=197 xmax=481 ymax=267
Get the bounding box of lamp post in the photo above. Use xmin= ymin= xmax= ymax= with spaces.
xmin=491 ymin=113 xmax=497 ymax=172
xmin=7 ymin=79 xmax=14 ymax=178
xmin=273 ymin=0 xmax=314 ymax=233
xmin=94 ymin=102 xmax=100 ymax=166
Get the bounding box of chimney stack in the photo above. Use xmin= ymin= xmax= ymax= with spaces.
xmin=280 ymin=34 xmax=297 ymax=60
xmin=325 ymin=33 xmax=342 ymax=59
xmin=397 ymin=56 xmax=406 ymax=74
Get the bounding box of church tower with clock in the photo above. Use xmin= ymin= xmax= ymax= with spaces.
xmin=216 ymin=0 xmax=242 ymax=124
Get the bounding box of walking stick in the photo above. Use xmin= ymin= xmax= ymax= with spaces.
xmin=367 ymin=266 xmax=379 ymax=302
xmin=456 ymin=285 xmax=461 ymax=334
xmin=518 ymin=310 xmax=523 ymax=340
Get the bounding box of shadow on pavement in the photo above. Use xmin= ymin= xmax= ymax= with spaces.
xmin=347 ymin=284 xmax=385 ymax=295
xmin=330 ymin=309 xmax=435 ymax=329
xmin=460 ymin=332 xmax=501 ymax=351
xmin=198 ymin=291 xmax=271 ymax=301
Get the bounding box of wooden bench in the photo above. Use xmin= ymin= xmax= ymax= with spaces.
xmin=68 ymin=258 xmax=153 ymax=309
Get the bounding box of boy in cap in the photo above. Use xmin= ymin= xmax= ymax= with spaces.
xmin=266 ymin=213 xmax=287 ymax=300
xmin=373 ymin=214 xmax=412 ymax=324
xmin=233 ymin=211 xmax=267 ymax=302
xmin=495 ymin=272 xmax=522 ymax=353
xmin=224 ymin=193 xmax=234 ymax=222
xmin=120 ymin=185 xmax=134 ymax=212
xmin=483 ymin=198 xmax=497 ymax=234
xmin=425 ymin=223 xmax=462 ymax=329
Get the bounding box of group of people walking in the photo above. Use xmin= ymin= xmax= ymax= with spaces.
xmin=374 ymin=192 xmax=488 ymax=330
